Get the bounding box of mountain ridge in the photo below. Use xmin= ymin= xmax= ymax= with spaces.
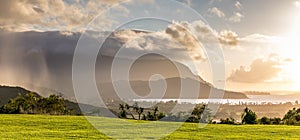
xmin=0 ymin=30 xmax=247 ymax=101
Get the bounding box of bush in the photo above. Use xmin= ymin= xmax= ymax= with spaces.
xmin=259 ymin=117 xmax=271 ymax=124
xmin=219 ymin=118 xmax=236 ymax=124
xmin=186 ymin=116 xmax=199 ymax=123
xmin=270 ymin=117 xmax=281 ymax=125
xmin=158 ymin=112 xmax=166 ymax=120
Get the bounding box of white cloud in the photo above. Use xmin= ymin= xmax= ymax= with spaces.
xmin=229 ymin=12 xmax=244 ymax=23
xmin=218 ymin=30 xmax=239 ymax=46
xmin=180 ymin=0 xmax=192 ymax=6
xmin=208 ymin=7 xmax=225 ymax=18
xmin=235 ymin=1 xmax=242 ymax=10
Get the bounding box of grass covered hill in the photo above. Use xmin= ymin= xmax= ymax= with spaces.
xmin=0 ymin=85 xmax=101 ymax=115
xmin=0 ymin=86 xmax=40 ymax=106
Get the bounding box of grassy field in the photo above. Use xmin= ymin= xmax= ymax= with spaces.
xmin=1 ymin=114 xmax=300 ymax=139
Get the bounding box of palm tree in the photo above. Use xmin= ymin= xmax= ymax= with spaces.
xmin=125 ymin=103 xmax=136 ymax=119
xmin=133 ymin=102 xmax=144 ymax=120
xmin=153 ymin=106 xmax=159 ymax=120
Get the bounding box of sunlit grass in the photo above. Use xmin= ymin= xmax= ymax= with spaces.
xmin=1 ymin=114 xmax=300 ymax=139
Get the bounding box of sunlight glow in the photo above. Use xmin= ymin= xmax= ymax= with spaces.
xmin=282 ymin=25 xmax=300 ymax=89
xmin=296 ymin=1 xmax=300 ymax=8
xmin=278 ymin=4 xmax=300 ymax=90
xmin=280 ymin=33 xmax=300 ymax=90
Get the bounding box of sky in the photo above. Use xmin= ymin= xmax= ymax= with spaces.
xmin=1 ymin=0 xmax=300 ymax=92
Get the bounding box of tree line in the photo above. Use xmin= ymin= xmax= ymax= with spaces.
xmin=118 ymin=102 xmax=300 ymax=125
xmin=2 ymin=92 xmax=300 ymax=125
xmin=118 ymin=102 xmax=165 ymax=121
xmin=118 ymin=103 xmax=211 ymax=123
xmin=218 ymin=107 xmax=300 ymax=125
xmin=0 ymin=93 xmax=71 ymax=115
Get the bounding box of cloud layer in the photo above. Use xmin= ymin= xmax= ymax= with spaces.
xmin=111 ymin=20 xmax=240 ymax=62
xmin=227 ymin=54 xmax=284 ymax=83
xmin=0 ymin=0 xmax=124 ymax=31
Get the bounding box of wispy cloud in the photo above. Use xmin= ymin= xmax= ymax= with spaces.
xmin=235 ymin=1 xmax=242 ymax=10
xmin=208 ymin=7 xmax=226 ymax=18
xmin=178 ymin=0 xmax=192 ymax=6
xmin=228 ymin=12 xmax=244 ymax=23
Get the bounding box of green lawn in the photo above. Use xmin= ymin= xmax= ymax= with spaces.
xmin=0 ymin=114 xmax=300 ymax=139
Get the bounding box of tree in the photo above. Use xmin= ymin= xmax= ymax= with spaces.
xmin=0 ymin=93 xmax=25 ymax=114
xmin=187 ymin=104 xmax=211 ymax=123
xmin=0 ymin=93 xmax=69 ymax=115
xmin=241 ymin=107 xmax=257 ymax=124
xmin=259 ymin=117 xmax=270 ymax=124
xmin=23 ymin=93 xmax=38 ymax=114
xmin=133 ymin=102 xmax=144 ymax=120
xmin=146 ymin=111 xmax=154 ymax=120
xmin=295 ymin=113 xmax=300 ymax=122
xmin=118 ymin=103 xmax=164 ymax=121
xmin=153 ymin=106 xmax=159 ymax=120
xmin=283 ymin=107 xmax=300 ymax=125
xmin=125 ymin=103 xmax=136 ymax=119
xmin=283 ymin=108 xmax=296 ymax=120
xmin=119 ymin=104 xmax=127 ymax=118
xmin=144 ymin=106 xmax=160 ymax=121
xmin=44 ymin=95 xmax=67 ymax=115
